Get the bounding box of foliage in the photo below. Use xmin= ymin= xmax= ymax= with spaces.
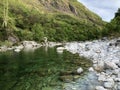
xmin=0 ymin=0 xmax=105 ymax=42
xmin=104 ymin=8 xmax=120 ymax=37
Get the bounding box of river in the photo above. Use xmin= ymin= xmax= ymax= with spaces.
xmin=0 ymin=46 xmax=92 ymax=90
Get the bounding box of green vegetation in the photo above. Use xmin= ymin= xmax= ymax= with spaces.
xmin=0 ymin=0 xmax=105 ymax=42
xmin=103 ymin=8 xmax=120 ymax=37
xmin=0 ymin=47 xmax=92 ymax=90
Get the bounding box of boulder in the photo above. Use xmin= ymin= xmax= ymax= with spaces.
xmin=98 ymin=74 xmax=106 ymax=81
xmin=117 ymin=83 xmax=120 ymax=90
xmin=112 ymin=59 xmax=119 ymax=65
xmin=22 ymin=41 xmax=39 ymax=48
xmin=56 ymin=47 xmax=65 ymax=53
xmin=93 ymin=60 xmax=104 ymax=72
xmin=104 ymin=78 xmax=115 ymax=89
xmin=95 ymin=86 xmax=107 ymax=90
xmin=113 ymin=69 xmax=120 ymax=75
xmin=114 ymin=78 xmax=120 ymax=82
xmin=105 ymin=61 xmax=118 ymax=70
xmin=0 ymin=46 xmax=7 ymax=52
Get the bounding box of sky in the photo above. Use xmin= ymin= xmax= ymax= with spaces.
xmin=78 ymin=0 xmax=120 ymax=22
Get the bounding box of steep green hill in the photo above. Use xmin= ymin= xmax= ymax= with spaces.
xmin=0 ymin=0 xmax=105 ymax=42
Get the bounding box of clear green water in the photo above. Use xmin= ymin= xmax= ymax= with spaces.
xmin=0 ymin=47 xmax=92 ymax=90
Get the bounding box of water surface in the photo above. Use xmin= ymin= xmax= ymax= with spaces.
xmin=0 ymin=47 xmax=92 ymax=90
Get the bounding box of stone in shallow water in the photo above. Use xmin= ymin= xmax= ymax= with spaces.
xmin=59 ymin=75 xmax=74 ymax=82
xmin=88 ymin=67 xmax=94 ymax=72
xmin=77 ymin=67 xmax=83 ymax=74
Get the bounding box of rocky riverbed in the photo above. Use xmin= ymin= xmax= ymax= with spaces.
xmin=64 ymin=37 xmax=120 ymax=90
xmin=0 ymin=38 xmax=120 ymax=90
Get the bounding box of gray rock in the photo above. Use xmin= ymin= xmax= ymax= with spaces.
xmin=93 ymin=60 xmax=104 ymax=72
xmin=114 ymin=78 xmax=120 ymax=82
xmin=95 ymin=86 xmax=107 ymax=90
xmin=105 ymin=61 xmax=118 ymax=70
xmin=117 ymin=83 xmax=120 ymax=90
xmin=98 ymin=74 xmax=106 ymax=81
xmin=113 ymin=69 xmax=120 ymax=75
xmin=8 ymin=35 xmax=19 ymax=44
xmin=104 ymin=78 xmax=114 ymax=89
xmin=0 ymin=46 xmax=7 ymax=52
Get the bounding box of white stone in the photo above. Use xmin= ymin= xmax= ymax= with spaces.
xmin=95 ymin=86 xmax=107 ymax=90
xmin=77 ymin=67 xmax=83 ymax=74
xmin=105 ymin=61 xmax=118 ymax=70
xmin=113 ymin=69 xmax=120 ymax=75
xmin=0 ymin=46 xmax=7 ymax=52
xmin=88 ymin=67 xmax=94 ymax=72
xmin=93 ymin=60 xmax=104 ymax=71
xmin=56 ymin=47 xmax=65 ymax=53
xmin=118 ymin=74 xmax=120 ymax=78
xmin=112 ymin=59 xmax=120 ymax=64
xmin=16 ymin=45 xmax=24 ymax=49
xmin=57 ymin=47 xmax=65 ymax=50
xmin=98 ymin=74 xmax=106 ymax=81
xmin=114 ymin=78 xmax=120 ymax=82
xmin=22 ymin=41 xmax=39 ymax=48
xmin=117 ymin=83 xmax=120 ymax=90
xmin=14 ymin=48 xmax=21 ymax=52
xmin=104 ymin=78 xmax=114 ymax=89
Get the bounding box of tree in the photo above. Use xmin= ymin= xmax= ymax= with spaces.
xmin=2 ymin=0 xmax=9 ymax=28
xmin=115 ymin=8 xmax=120 ymax=17
xmin=32 ymin=24 xmax=45 ymax=41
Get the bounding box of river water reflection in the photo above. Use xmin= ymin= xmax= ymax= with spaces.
xmin=0 ymin=46 xmax=92 ymax=90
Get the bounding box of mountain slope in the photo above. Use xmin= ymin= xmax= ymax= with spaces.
xmin=103 ymin=8 xmax=120 ymax=37
xmin=0 ymin=0 xmax=105 ymax=42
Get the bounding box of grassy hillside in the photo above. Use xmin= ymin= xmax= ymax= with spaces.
xmin=103 ymin=8 xmax=120 ymax=38
xmin=0 ymin=0 xmax=105 ymax=43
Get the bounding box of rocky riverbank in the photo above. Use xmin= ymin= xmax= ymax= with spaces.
xmin=0 ymin=41 xmax=62 ymax=52
xmin=64 ymin=37 xmax=120 ymax=90
xmin=0 ymin=38 xmax=120 ymax=90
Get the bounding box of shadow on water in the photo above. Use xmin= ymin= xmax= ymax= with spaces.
xmin=0 ymin=46 xmax=92 ymax=90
